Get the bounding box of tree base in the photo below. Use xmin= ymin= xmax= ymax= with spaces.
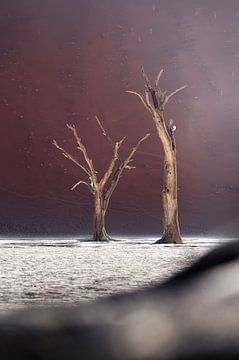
xmin=92 ymin=239 xmax=110 ymax=243
xmin=92 ymin=233 xmax=111 ymax=242
xmin=154 ymin=234 xmax=183 ymax=244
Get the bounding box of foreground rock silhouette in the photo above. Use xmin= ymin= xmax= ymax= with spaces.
xmin=0 ymin=241 xmax=238 ymax=360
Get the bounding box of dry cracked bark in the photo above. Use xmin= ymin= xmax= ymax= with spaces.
xmin=127 ymin=67 xmax=186 ymax=244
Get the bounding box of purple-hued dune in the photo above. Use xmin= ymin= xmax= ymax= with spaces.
xmin=0 ymin=0 xmax=238 ymax=237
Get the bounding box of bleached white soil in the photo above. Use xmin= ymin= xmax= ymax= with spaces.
xmin=0 ymin=237 xmax=229 ymax=312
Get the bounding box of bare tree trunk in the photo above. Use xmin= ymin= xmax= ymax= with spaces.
xmin=93 ymin=192 xmax=110 ymax=241
xmin=127 ymin=68 xmax=185 ymax=244
xmin=155 ymin=145 xmax=182 ymax=244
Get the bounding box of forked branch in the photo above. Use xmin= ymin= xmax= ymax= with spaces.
xmin=52 ymin=140 xmax=90 ymax=177
xmin=54 ymin=122 xmax=149 ymax=205
xmin=123 ymin=133 xmax=150 ymax=168
xmin=71 ymin=180 xmax=89 ymax=191
xmin=66 ymin=124 xmax=97 ymax=182
xmin=126 ymin=90 xmax=151 ymax=111
xmin=100 ymin=136 xmax=126 ymax=188
xmin=104 ymin=133 xmax=150 ymax=200
xmin=127 ymin=67 xmax=186 ymax=115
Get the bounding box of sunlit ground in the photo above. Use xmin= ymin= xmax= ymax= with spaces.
xmin=0 ymin=237 xmax=236 ymax=313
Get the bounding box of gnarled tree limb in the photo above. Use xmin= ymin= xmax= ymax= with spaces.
xmin=66 ymin=124 xmax=97 ymax=183
xmin=52 ymin=140 xmax=90 ymax=177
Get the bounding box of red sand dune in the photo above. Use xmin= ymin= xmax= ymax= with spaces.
xmin=0 ymin=0 xmax=238 ymax=237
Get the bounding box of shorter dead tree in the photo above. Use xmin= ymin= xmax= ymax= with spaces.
xmin=53 ymin=118 xmax=149 ymax=241
xmin=127 ymin=68 xmax=186 ymax=244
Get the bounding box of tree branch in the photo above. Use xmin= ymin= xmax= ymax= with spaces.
xmin=95 ymin=116 xmax=115 ymax=150
xmin=100 ymin=136 xmax=126 ymax=188
xmin=95 ymin=115 xmax=123 ymax=166
xmin=104 ymin=133 xmax=150 ymax=200
xmin=52 ymin=140 xmax=90 ymax=177
xmin=125 ymin=165 xmax=136 ymax=169
xmin=141 ymin=66 xmax=152 ymax=87
xmin=71 ymin=180 xmax=89 ymax=191
xmin=66 ymin=124 xmax=97 ymax=182
xmin=165 ymin=85 xmax=187 ymax=106
xmin=145 ymin=89 xmax=156 ymax=112
xmin=126 ymin=90 xmax=152 ymax=112
xmin=155 ymin=69 xmax=164 ymax=88
xmin=123 ymin=133 xmax=150 ymax=168
xmin=129 ymin=68 xmax=186 ymax=117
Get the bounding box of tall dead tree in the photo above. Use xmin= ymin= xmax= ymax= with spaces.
xmin=127 ymin=68 xmax=186 ymax=244
xmin=53 ymin=118 xmax=149 ymax=241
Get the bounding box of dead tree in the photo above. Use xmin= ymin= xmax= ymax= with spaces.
xmin=127 ymin=68 xmax=186 ymax=244
xmin=53 ymin=118 xmax=149 ymax=241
